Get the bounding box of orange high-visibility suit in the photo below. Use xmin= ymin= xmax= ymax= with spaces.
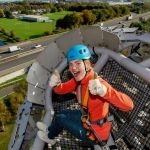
xmin=54 ymin=70 xmax=134 ymax=141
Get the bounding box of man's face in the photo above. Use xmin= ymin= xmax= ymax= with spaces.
xmin=69 ymin=60 xmax=86 ymax=81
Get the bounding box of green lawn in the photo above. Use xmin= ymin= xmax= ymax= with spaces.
xmin=0 ymin=121 xmax=15 ymax=150
xmin=44 ymin=11 xmax=73 ymax=21
xmin=0 ymin=74 xmax=27 ymax=90
xmin=0 ymin=18 xmax=55 ymax=40
xmin=0 ymin=11 xmax=73 ymax=40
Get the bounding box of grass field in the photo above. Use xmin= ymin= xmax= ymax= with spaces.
xmin=0 ymin=74 xmax=27 ymax=90
xmin=44 ymin=11 xmax=73 ymax=21
xmin=0 ymin=18 xmax=55 ymax=40
xmin=0 ymin=11 xmax=73 ymax=40
xmin=0 ymin=121 xmax=15 ymax=150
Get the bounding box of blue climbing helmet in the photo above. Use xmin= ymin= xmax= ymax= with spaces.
xmin=67 ymin=44 xmax=91 ymax=62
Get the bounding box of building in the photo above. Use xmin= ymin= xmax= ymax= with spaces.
xmin=19 ymin=15 xmax=49 ymax=22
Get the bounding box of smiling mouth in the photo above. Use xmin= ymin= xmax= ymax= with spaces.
xmin=73 ymin=71 xmax=80 ymax=77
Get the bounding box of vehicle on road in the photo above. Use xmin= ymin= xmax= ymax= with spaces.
xmin=32 ymin=44 xmax=42 ymax=49
xmin=126 ymin=15 xmax=133 ymax=20
xmin=8 ymin=46 xmax=23 ymax=52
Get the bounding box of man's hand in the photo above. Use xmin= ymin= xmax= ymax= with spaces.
xmin=88 ymin=79 xmax=107 ymax=97
xmin=49 ymin=70 xmax=61 ymax=88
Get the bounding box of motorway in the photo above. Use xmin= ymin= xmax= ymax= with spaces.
xmin=0 ymin=45 xmax=46 ymax=76
xmin=101 ymin=11 xmax=150 ymax=27
xmin=0 ymin=32 xmax=65 ymax=54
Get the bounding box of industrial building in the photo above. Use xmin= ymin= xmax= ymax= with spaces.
xmin=19 ymin=15 xmax=49 ymax=22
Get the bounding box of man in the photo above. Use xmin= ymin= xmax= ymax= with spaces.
xmin=37 ymin=44 xmax=134 ymax=146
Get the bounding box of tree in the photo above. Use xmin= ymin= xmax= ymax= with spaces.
xmin=8 ymin=93 xmax=23 ymax=115
xmin=51 ymin=7 xmax=57 ymax=13
xmin=15 ymin=79 xmax=28 ymax=96
xmin=56 ymin=12 xmax=83 ymax=29
xmin=81 ymin=10 xmax=96 ymax=25
xmin=107 ymin=7 xmax=116 ymax=19
xmin=102 ymin=9 xmax=112 ymax=20
xmin=0 ymin=9 xmax=5 ymax=18
xmin=0 ymin=28 xmax=8 ymax=36
xmin=14 ymin=37 xmax=21 ymax=42
xmin=120 ymin=5 xmax=130 ymax=16
xmin=10 ymin=31 xmax=16 ymax=38
xmin=112 ymin=5 xmax=121 ymax=17
xmin=130 ymin=22 xmax=142 ymax=30
xmin=4 ymin=10 xmax=13 ymax=18
xmin=0 ymin=100 xmax=12 ymax=131
xmin=57 ymin=7 xmax=63 ymax=12
xmin=143 ymin=2 xmax=150 ymax=11
xmin=22 ymin=0 xmax=30 ymax=6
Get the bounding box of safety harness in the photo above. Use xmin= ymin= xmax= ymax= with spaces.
xmin=77 ymin=72 xmax=114 ymax=144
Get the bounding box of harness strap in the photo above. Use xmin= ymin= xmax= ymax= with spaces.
xmin=77 ymin=84 xmax=89 ymax=109
xmin=82 ymin=85 xmax=89 ymax=109
xmin=90 ymin=115 xmax=114 ymax=127
xmin=81 ymin=114 xmax=114 ymax=127
xmin=78 ymin=71 xmax=98 ymax=109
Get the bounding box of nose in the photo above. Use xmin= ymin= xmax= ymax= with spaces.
xmin=72 ymin=64 xmax=77 ymax=70
xmin=70 ymin=64 xmax=77 ymax=70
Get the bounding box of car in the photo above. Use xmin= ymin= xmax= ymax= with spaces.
xmin=32 ymin=44 xmax=42 ymax=49
xmin=8 ymin=46 xmax=23 ymax=52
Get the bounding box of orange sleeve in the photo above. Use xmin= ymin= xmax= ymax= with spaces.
xmin=53 ymin=78 xmax=77 ymax=94
xmin=100 ymin=78 xmax=134 ymax=112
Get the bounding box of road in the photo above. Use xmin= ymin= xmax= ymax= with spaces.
xmin=0 ymin=50 xmax=41 ymax=77
xmin=102 ymin=11 xmax=150 ymax=27
xmin=0 ymin=32 xmax=65 ymax=54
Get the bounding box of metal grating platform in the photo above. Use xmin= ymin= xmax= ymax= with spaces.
xmin=100 ymin=59 xmax=150 ymax=150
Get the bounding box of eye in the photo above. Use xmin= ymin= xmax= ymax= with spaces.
xmin=69 ymin=63 xmax=73 ymax=67
xmin=76 ymin=61 xmax=82 ymax=66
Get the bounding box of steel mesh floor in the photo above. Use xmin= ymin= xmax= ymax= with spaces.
xmin=100 ymin=59 xmax=150 ymax=150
